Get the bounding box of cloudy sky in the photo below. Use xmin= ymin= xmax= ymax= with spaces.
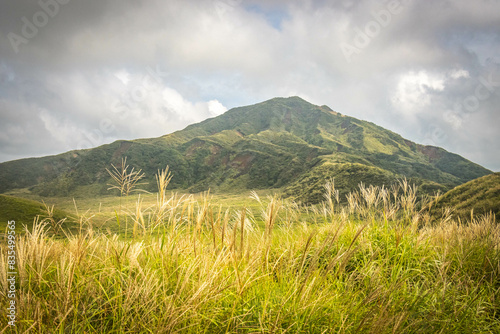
xmin=0 ymin=0 xmax=499 ymax=171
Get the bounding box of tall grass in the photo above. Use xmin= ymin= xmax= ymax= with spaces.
xmin=1 ymin=173 xmax=499 ymax=333
xmin=106 ymin=157 xmax=146 ymax=237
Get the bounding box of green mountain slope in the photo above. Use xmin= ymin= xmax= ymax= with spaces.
xmin=428 ymin=173 xmax=500 ymax=220
xmin=0 ymin=194 xmax=73 ymax=233
xmin=0 ymin=97 xmax=492 ymax=201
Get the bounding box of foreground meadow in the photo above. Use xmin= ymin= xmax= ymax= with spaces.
xmin=1 ymin=171 xmax=499 ymax=333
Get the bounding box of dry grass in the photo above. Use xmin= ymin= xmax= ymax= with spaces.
xmin=1 ymin=173 xmax=499 ymax=333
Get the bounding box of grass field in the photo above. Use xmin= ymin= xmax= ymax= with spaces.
xmin=1 ymin=173 xmax=499 ymax=333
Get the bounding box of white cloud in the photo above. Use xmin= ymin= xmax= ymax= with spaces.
xmin=391 ymin=71 xmax=445 ymax=114
xmin=208 ymin=100 xmax=227 ymax=116
xmin=114 ymin=69 xmax=131 ymax=85
xmin=450 ymin=69 xmax=469 ymax=79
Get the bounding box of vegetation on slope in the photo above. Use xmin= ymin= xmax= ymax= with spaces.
xmin=0 ymin=194 xmax=72 ymax=234
xmin=428 ymin=172 xmax=500 ymax=220
xmin=1 ymin=168 xmax=499 ymax=333
xmin=0 ymin=97 xmax=492 ymax=201
xmin=284 ymin=162 xmax=397 ymax=204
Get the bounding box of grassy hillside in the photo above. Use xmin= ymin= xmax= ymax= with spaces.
xmin=429 ymin=172 xmax=500 ymax=220
xmin=1 ymin=177 xmax=499 ymax=333
xmin=0 ymin=97 xmax=491 ymax=201
xmin=0 ymin=194 xmax=74 ymax=235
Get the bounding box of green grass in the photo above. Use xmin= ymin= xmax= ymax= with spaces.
xmin=435 ymin=172 xmax=500 ymax=220
xmin=1 ymin=177 xmax=499 ymax=333
xmin=0 ymin=194 xmax=74 ymax=236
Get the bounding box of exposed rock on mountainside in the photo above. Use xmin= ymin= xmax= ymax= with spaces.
xmin=0 ymin=97 xmax=491 ymax=202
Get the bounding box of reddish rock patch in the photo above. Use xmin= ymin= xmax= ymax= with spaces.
xmin=185 ymin=140 xmax=205 ymax=158
xmin=418 ymin=145 xmax=443 ymax=162
xmin=230 ymin=152 xmax=255 ymax=173
xmin=205 ymin=145 xmax=222 ymax=165
xmin=403 ymin=140 xmax=416 ymax=150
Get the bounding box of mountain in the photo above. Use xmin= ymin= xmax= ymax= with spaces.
xmin=0 ymin=97 xmax=492 ymax=202
xmin=428 ymin=172 xmax=500 ymax=221
xmin=0 ymin=194 xmax=72 ymax=232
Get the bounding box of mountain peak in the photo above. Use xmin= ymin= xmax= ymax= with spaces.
xmin=267 ymin=96 xmax=311 ymax=103
xmin=0 ymin=97 xmax=491 ymax=202
xmin=254 ymin=96 xmax=339 ymax=116
xmin=245 ymin=96 xmax=314 ymax=110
